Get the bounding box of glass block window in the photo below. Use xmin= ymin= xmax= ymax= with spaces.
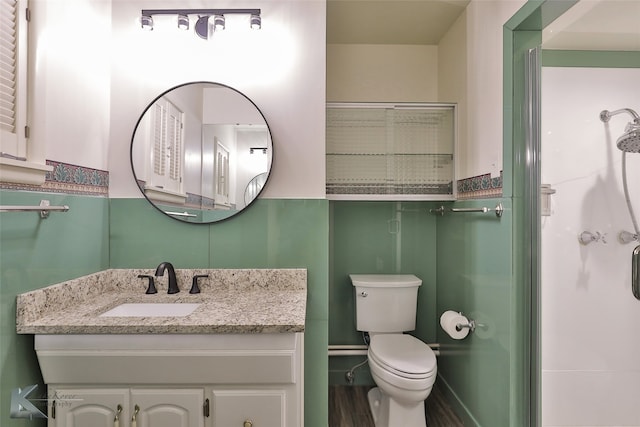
xmin=326 ymin=103 xmax=456 ymax=199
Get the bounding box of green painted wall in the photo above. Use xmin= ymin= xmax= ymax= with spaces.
xmin=328 ymin=197 xmax=519 ymax=427
xmin=0 ymin=190 xmax=520 ymax=427
xmin=542 ymin=50 xmax=640 ymax=68
xmin=109 ymin=198 xmax=329 ymax=427
xmin=1 ymin=194 xmax=327 ymax=427
xmin=435 ymin=198 xmax=513 ymax=427
xmin=328 ymin=201 xmax=438 ymax=384
xmin=0 ymin=190 xmax=109 ymax=426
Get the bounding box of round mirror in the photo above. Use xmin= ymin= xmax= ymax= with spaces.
xmin=131 ymin=82 xmax=273 ymax=223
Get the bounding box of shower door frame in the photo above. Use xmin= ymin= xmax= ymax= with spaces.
xmin=504 ymin=2 xmax=578 ymax=426
xmin=524 ymin=45 xmax=542 ymax=427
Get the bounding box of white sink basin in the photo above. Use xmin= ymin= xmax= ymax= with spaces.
xmin=99 ymin=303 xmax=200 ymax=317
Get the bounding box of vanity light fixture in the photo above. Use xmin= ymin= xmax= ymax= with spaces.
xmin=250 ymin=13 xmax=261 ymax=30
xmin=141 ymin=9 xmax=261 ymax=40
xmin=177 ymin=14 xmax=189 ymax=31
xmin=140 ymin=14 xmax=154 ymax=30
xmin=213 ymin=14 xmax=226 ymax=32
xmin=194 ymin=16 xmax=210 ymax=39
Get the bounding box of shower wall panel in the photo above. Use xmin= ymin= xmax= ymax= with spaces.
xmin=540 ymin=66 xmax=640 ymax=426
xmin=435 ymin=198 xmax=514 ymax=427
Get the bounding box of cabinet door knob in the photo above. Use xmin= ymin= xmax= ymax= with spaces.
xmin=243 ymin=420 xmax=253 ymax=427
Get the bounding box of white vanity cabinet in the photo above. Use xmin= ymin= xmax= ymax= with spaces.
xmin=131 ymin=389 xmax=204 ymax=427
xmin=36 ymin=333 xmax=303 ymax=427
xmin=47 ymin=386 xmax=293 ymax=427
xmin=211 ymin=389 xmax=286 ymax=426
xmin=47 ymin=388 xmax=128 ymax=427
xmin=48 ymin=388 xmax=204 ymax=427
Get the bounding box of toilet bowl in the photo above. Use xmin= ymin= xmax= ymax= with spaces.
xmin=366 ymin=334 xmax=437 ymax=427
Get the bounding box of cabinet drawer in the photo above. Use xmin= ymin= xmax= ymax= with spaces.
xmin=36 ymin=334 xmax=300 ymax=385
xmin=212 ymin=390 xmax=285 ymax=427
xmin=204 ymin=351 xmax=296 ymax=384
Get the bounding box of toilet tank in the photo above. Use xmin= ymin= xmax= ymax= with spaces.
xmin=350 ymin=274 xmax=422 ymax=333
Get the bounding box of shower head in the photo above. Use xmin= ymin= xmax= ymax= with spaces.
xmin=600 ymin=108 xmax=640 ymax=153
xmin=600 ymin=108 xmax=640 ymax=122
xmin=618 ymin=122 xmax=640 ymax=153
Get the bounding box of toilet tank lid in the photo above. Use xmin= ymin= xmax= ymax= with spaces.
xmin=349 ymin=274 xmax=422 ymax=288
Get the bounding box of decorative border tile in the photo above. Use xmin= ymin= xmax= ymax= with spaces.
xmin=327 ymin=183 xmax=453 ymax=195
xmin=186 ymin=192 xmax=215 ymax=209
xmin=457 ymin=171 xmax=503 ymax=199
xmin=2 ymin=160 xmax=503 ymax=200
xmin=0 ymin=160 xmax=109 ymax=196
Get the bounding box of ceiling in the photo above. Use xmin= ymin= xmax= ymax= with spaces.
xmin=326 ymin=0 xmax=470 ymax=45
xmin=327 ymin=0 xmax=640 ymax=51
xmin=542 ymin=0 xmax=640 ymax=51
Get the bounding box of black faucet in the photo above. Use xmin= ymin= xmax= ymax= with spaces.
xmin=155 ymin=262 xmax=179 ymax=294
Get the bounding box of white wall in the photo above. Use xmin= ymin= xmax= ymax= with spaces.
xmin=327 ymin=1 xmax=527 ymax=182
xmin=107 ymin=0 xmax=326 ymax=199
xmin=541 ymin=66 xmax=640 ymax=427
xmin=28 ymin=0 xmax=530 ymax=196
xmin=464 ymin=0 xmax=524 ymax=180
xmin=437 ymin=0 xmax=526 ymax=181
xmin=326 ymin=44 xmax=439 ymax=102
xmin=30 ymin=0 xmax=112 ymax=170
xmin=438 ymin=10 xmax=467 ymax=182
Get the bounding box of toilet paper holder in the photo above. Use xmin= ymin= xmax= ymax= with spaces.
xmin=455 ymin=319 xmax=477 ymax=332
xmin=454 ymin=314 xmax=487 ymax=333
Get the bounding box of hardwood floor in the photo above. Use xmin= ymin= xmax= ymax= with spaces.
xmin=329 ymin=383 xmax=464 ymax=427
xmin=330 ymin=385 xmax=375 ymax=427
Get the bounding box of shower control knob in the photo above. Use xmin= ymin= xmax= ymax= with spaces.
xmin=360 ymin=291 xmax=368 ymax=297
xmin=243 ymin=420 xmax=253 ymax=427
xmin=579 ymin=231 xmax=607 ymax=245
xmin=619 ymin=230 xmax=639 ymax=244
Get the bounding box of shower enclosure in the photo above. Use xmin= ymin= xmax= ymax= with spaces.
xmin=538 ymin=66 xmax=640 ymax=425
xmin=507 ymin=1 xmax=640 ymax=425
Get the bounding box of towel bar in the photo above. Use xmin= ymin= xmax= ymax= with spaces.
xmin=430 ymin=203 xmax=503 ymax=218
xmin=0 ymin=200 xmax=69 ymax=218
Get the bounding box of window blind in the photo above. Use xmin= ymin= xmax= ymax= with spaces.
xmin=0 ymin=0 xmax=19 ymax=134
xmin=0 ymin=0 xmax=27 ymax=159
xmin=326 ymin=103 xmax=455 ymax=197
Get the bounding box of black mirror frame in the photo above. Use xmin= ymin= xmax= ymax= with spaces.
xmin=130 ymin=81 xmax=274 ymax=224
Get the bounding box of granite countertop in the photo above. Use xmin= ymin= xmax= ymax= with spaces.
xmin=16 ymin=268 xmax=307 ymax=334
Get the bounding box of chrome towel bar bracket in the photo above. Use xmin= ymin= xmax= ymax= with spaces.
xmin=0 ymin=200 xmax=69 ymax=218
xmin=430 ymin=203 xmax=504 ymax=218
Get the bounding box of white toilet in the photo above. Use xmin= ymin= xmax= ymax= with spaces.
xmin=350 ymin=274 xmax=437 ymax=427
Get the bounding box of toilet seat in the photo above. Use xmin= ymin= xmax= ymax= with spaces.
xmin=369 ymin=334 xmax=436 ymax=380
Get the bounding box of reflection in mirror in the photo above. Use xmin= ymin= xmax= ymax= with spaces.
xmin=131 ymin=82 xmax=272 ymax=223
